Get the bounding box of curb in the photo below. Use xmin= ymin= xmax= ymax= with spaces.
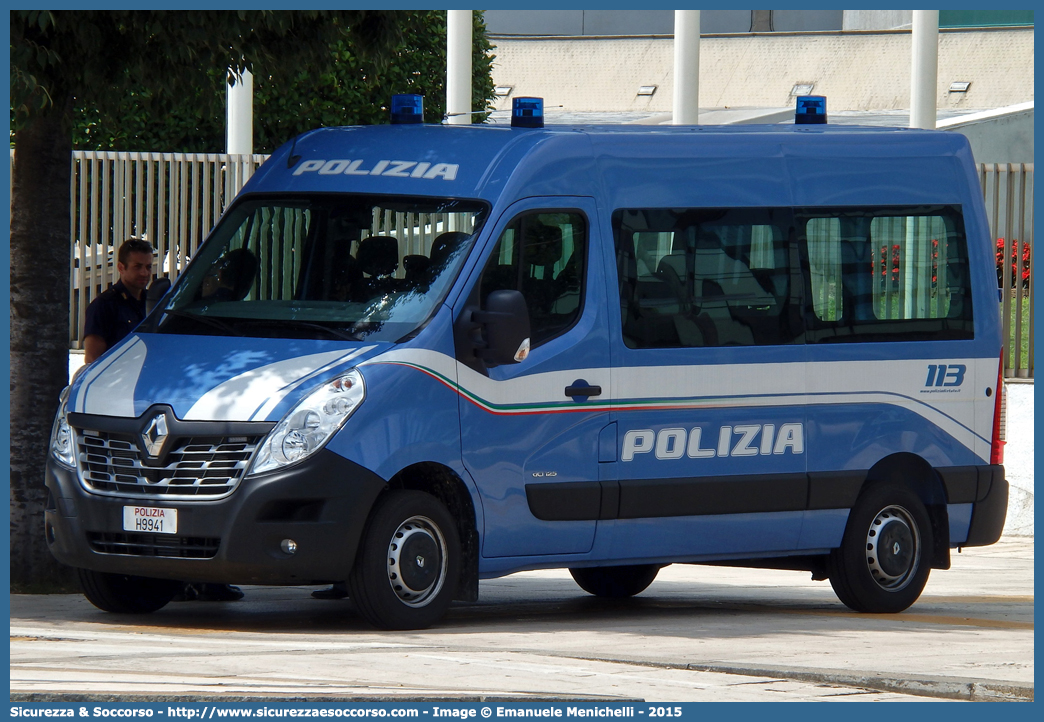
xmin=568 ymin=656 xmax=1033 ymax=701
xmin=684 ymin=663 xmax=1033 ymax=702
xmin=10 ymin=694 xmax=643 ymax=704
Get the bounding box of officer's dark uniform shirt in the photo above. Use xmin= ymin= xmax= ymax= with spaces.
xmin=83 ymin=279 xmax=147 ymax=351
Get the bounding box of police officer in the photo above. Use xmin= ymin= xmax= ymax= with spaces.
xmin=82 ymin=237 xmax=244 ymax=602
xmin=83 ymin=238 xmax=154 ymax=363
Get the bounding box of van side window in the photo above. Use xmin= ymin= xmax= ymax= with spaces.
xmin=800 ymin=205 xmax=974 ymax=342
xmin=479 ymin=211 xmax=586 ymax=346
xmin=613 ymin=208 xmax=798 ymax=348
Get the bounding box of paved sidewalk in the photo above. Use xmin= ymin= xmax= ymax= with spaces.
xmin=11 ymin=538 xmax=1033 ymax=702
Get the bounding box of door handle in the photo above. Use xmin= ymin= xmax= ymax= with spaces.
xmin=565 ymin=383 xmax=602 ymax=398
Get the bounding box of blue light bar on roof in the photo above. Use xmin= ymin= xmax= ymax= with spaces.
xmin=391 ymin=94 xmax=424 ymax=125
xmin=511 ymin=97 xmax=544 ymax=128
xmin=795 ymin=95 xmax=827 ymax=125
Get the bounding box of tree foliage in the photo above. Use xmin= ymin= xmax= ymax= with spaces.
xmin=9 ymin=10 xmax=495 ymax=592
xmin=14 ymin=10 xmax=410 ymax=133
xmin=67 ymin=12 xmax=496 ymax=153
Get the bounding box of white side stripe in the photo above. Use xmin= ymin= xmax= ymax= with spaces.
xmin=76 ymin=338 xmax=148 ymax=417
xmin=363 ymin=348 xmax=608 ymax=407
xmin=248 ymin=346 xmax=375 ymax=421
xmin=364 ymin=349 xmax=990 ymax=458
xmin=185 ymin=349 xmax=371 ymax=421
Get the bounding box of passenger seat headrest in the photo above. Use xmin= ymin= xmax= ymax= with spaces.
xmin=525 ymin=224 xmax=563 ymax=267
xmin=430 ymin=231 xmax=471 ymax=267
xmin=357 ymin=235 xmax=399 ymax=278
xmin=403 ymin=254 xmax=431 ymax=279
xmin=218 ymin=247 xmax=258 ymax=300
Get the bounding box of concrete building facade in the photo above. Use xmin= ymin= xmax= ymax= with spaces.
xmin=488 ymin=27 xmax=1033 ymax=115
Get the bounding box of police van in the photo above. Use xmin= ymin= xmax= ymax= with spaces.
xmin=46 ymin=96 xmax=1008 ymax=629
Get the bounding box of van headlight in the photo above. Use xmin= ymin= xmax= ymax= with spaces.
xmin=50 ymin=389 xmax=76 ymax=469
xmin=248 ymin=370 xmax=365 ymax=476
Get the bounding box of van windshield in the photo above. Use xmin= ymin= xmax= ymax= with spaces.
xmin=147 ymin=195 xmax=487 ymax=343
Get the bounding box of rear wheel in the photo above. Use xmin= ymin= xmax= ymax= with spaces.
xmin=569 ymin=564 xmax=661 ymax=598
xmin=827 ymin=483 xmax=933 ymax=613
xmin=78 ymin=569 xmax=182 ymax=614
xmin=348 ymin=491 xmax=460 ymax=630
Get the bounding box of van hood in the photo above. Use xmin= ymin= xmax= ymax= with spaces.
xmin=67 ymin=333 xmax=390 ymax=422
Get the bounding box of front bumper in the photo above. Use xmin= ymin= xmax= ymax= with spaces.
xmin=45 ymin=449 xmax=387 ymax=584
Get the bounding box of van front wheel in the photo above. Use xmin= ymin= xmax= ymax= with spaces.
xmin=349 ymin=491 xmax=460 ymax=630
xmin=78 ymin=569 xmax=182 ymax=614
xmin=827 ymin=483 xmax=933 ymax=613
xmin=569 ymin=564 xmax=660 ymax=598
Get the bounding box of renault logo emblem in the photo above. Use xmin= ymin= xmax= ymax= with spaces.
xmin=141 ymin=413 xmax=169 ymax=458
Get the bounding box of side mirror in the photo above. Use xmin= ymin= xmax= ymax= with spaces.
xmin=474 ymin=290 xmax=531 ymax=365
xmin=146 ymin=277 xmax=172 ymax=315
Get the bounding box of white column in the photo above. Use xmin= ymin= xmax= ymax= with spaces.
xmin=672 ymin=10 xmax=700 ymax=125
xmin=446 ymin=10 xmax=472 ymax=125
xmin=227 ymin=68 xmax=253 ymax=155
xmin=909 ymin=10 xmax=939 ymax=130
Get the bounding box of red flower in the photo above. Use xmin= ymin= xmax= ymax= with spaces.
xmin=997 ymin=238 xmax=1032 ymax=288
xmin=878 ymin=244 xmax=902 ymax=284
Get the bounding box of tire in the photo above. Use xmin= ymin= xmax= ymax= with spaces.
xmin=78 ymin=569 xmax=182 ymax=614
xmin=827 ymin=483 xmax=933 ymax=613
xmin=348 ymin=490 xmax=460 ymax=630
xmin=569 ymin=564 xmax=660 ymax=598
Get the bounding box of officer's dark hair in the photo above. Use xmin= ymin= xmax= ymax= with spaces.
xmin=118 ymin=238 xmax=154 ymax=267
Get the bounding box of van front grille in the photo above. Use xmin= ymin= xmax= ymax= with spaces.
xmin=87 ymin=531 xmax=220 ymax=559
xmin=77 ymin=430 xmax=263 ymax=499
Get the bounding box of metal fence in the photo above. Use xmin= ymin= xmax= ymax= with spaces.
xmin=64 ymin=151 xmax=268 ymax=347
xmin=7 ymin=151 xmax=1036 ymax=374
xmin=980 ymin=163 xmax=1034 ymax=378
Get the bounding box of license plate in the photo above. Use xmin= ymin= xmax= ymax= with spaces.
xmin=123 ymin=506 xmax=177 ymax=534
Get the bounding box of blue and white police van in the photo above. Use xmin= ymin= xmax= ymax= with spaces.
xmin=46 ymin=96 xmax=1008 ymax=629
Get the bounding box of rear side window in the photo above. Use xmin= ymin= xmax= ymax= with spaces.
xmin=613 ymin=208 xmax=800 ymax=348
xmin=800 ymin=205 xmax=973 ymax=342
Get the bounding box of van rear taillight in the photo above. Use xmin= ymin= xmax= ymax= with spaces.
xmin=990 ymin=351 xmax=1006 ymax=465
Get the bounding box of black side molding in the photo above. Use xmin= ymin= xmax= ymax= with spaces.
xmin=526 ymin=465 xmax=1007 ymax=526
xmin=525 ymin=481 xmax=602 ymax=521
xmin=527 ymin=473 xmax=809 ymax=521
xmin=938 ymin=465 xmax=1003 ymax=505
xmin=807 ymin=471 xmax=863 ymax=510
xmin=964 ymin=466 xmax=1007 ymax=547
xmin=937 ymin=466 xmax=978 ymax=504
xmin=617 ymin=475 xmax=808 ymax=518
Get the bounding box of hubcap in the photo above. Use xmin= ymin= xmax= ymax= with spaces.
xmin=386 ymin=515 xmax=447 ymax=608
xmin=865 ymin=505 xmax=920 ymax=591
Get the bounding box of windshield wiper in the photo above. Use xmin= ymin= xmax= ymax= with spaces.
xmin=235 ymin=319 xmax=362 ymax=342
xmin=162 ymin=309 xmax=244 ymax=336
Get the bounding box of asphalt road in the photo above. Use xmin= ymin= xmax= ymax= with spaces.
xmin=10 ymin=538 xmax=1033 ymax=703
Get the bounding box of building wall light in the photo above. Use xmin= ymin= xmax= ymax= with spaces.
xmin=637 ymin=85 xmax=657 ymax=96
xmin=949 ymin=81 xmax=971 ymax=93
